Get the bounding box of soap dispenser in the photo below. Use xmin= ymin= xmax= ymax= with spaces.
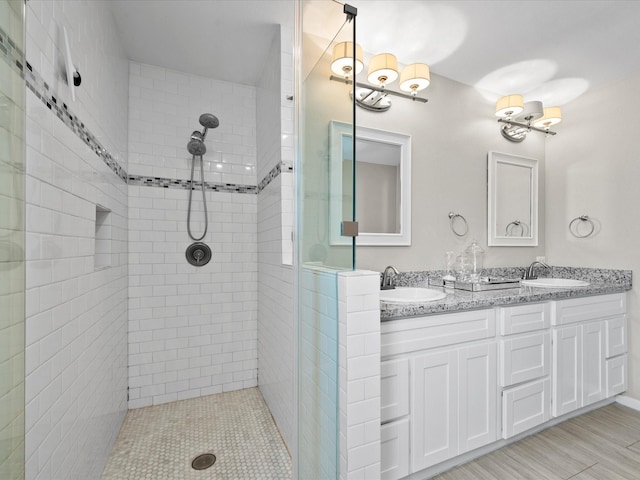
xmin=465 ymin=239 xmax=484 ymax=283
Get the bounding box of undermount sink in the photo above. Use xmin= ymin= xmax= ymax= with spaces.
xmin=521 ymin=278 xmax=590 ymax=288
xmin=380 ymin=287 xmax=447 ymax=304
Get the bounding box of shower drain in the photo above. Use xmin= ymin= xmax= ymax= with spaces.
xmin=191 ymin=453 xmax=216 ymax=470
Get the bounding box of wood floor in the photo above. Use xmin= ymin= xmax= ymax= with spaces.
xmin=433 ymin=403 xmax=640 ymax=480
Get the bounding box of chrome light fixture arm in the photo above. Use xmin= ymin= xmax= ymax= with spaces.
xmin=497 ymin=118 xmax=557 ymax=136
xmin=330 ymin=75 xmax=428 ymax=104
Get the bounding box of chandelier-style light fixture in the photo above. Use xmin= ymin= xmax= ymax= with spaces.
xmin=329 ymin=42 xmax=429 ymax=112
xmin=495 ymin=94 xmax=562 ymax=142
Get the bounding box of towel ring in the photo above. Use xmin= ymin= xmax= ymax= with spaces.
xmin=505 ymin=220 xmax=529 ymax=237
xmin=569 ymin=215 xmax=595 ymax=238
xmin=448 ymin=212 xmax=468 ymax=237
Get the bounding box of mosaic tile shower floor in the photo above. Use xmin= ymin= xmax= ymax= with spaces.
xmin=102 ymin=388 xmax=292 ymax=480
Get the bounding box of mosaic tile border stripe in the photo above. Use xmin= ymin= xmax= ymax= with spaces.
xmin=0 ymin=23 xmax=24 ymax=80
xmin=2 ymin=24 xmax=291 ymax=195
xmin=129 ymin=161 xmax=291 ymax=195
xmin=127 ymin=175 xmax=258 ymax=194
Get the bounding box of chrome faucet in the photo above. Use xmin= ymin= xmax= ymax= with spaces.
xmin=381 ymin=265 xmax=399 ymax=290
xmin=523 ymin=261 xmax=550 ymax=280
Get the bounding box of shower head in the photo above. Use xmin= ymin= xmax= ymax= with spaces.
xmin=199 ymin=113 xmax=219 ymax=130
xmin=187 ymin=131 xmax=207 ymax=155
xmin=187 ymin=114 xmax=219 ymax=155
xmin=198 ymin=113 xmax=219 ymax=142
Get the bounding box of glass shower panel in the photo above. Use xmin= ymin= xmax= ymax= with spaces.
xmin=0 ymin=0 xmax=25 ymax=479
xmin=297 ymin=0 xmax=356 ymax=478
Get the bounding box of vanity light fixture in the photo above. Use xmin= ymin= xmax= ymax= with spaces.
xmin=495 ymin=94 xmax=562 ymax=142
xmin=329 ymin=42 xmax=429 ymax=112
xmin=330 ymin=42 xmax=364 ymax=78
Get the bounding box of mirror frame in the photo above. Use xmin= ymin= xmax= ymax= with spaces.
xmin=487 ymin=151 xmax=539 ymax=246
xmin=329 ymin=121 xmax=412 ymax=246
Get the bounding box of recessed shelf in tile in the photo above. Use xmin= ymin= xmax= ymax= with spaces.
xmin=95 ymin=204 xmax=111 ymax=270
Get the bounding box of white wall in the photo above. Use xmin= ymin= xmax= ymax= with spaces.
xmin=299 ymin=266 xmax=341 ymax=479
xmin=545 ymin=72 xmax=640 ymax=400
xmin=353 ymin=73 xmax=546 ymax=272
xmin=301 ymin=45 xmax=547 ymax=273
xmin=127 ymin=62 xmax=259 ymax=408
xmin=0 ymin=2 xmax=26 ymax=478
xmin=338 ymin=270 xmax=381 ymax=480
xmin=256 ymin=27 xmax=296 ymax=452
xmin=24 ymin=1 xmax=129 ymax=479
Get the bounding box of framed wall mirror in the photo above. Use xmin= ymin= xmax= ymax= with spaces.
xmin=487 ymin=151 xmax=539 ymax=246
xmin=329 ymin=121 xmax=411 ymax=246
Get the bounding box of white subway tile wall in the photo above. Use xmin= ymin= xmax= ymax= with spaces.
xmin=26 ymin=0 xmax=129 ymax=171
xmin=127 ymin=63 xmax=259 ymax=408
xmin=257 ymin=174 xmax=295 ymax=451
xmin=338 ymin=271 xmax=381 ymax=480
xmin=299 ymin=266 xmax=341 ymax=479
xmin=128 ymin=61 xmax=257 ymax=185
xmin=255 ymin=26 xmax=296 ymax=453
xmin=24 ymin=1 xmax=130 ymax=479
xmin=281 ymin=171 xmax=294 ymax=265
xmin=22 ymin=1 xmax=299 ymax=477
xmin=0 ymin=2 xmax=26 ymax=478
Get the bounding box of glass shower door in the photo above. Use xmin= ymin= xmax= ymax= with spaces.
xmin=297 ymin=0 xmax=356 ymax=478
xmin=0 ymin=0 xmax=25 ymax=479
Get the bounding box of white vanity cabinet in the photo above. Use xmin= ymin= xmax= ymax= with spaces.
xmin=381 ymin=309 xmax=497 ymax=479
xmin=410 ymin=342 xmax=497 ymax=471
xmin=551 ymin=293 xmax=627 ymax=417
xmin=380 ymin=292 xmax=628 ymax=480
xmin=497 ymin=303 xmax=551 ymax=438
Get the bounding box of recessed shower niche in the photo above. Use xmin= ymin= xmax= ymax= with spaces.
xmin=94 ymin=204 xmax=112 ymax=270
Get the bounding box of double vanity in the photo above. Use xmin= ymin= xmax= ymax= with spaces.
xmin=379 ymin=267 xmax=631 ymax=480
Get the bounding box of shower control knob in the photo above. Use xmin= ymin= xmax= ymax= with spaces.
xmin=186 ymin=242 xmax=211 ymax=267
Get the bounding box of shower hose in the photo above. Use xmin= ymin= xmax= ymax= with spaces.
xmin=187 ymin=154 xmax=208 ymax=242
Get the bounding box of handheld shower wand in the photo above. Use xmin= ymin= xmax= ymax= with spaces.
xmin=186 ymin=113 xmax=220 ymax=243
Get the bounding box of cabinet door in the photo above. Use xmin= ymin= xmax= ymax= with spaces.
xmin=381 ymin=419 xmax=410 ymax=480
xmin=606 ymin=354 xmax=627 ymax=397
xmin=411 ymin=350 xmax=458 ymax=472
xmin=502 ymin=377 xmax=550 ymax=439
xmin=381 ymin=358 xmax=409 ymax=423
xmin=552 ymin=325 xmax=582 ymax=417
xmin=582 ymin=321 xmax=606 ymax=406
xmin=606 ymin=316 xmax=627 ymax=358
xmin=500 ymin=332 xmax=550 ymax=387
xmin=499 ymin=302 xmax=550 ymax=335
xmin=458 ymin=343 xmax=497 ymax=453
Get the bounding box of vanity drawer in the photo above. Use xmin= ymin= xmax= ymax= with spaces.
xmin=381 ymin=418 xmax=410 ymax=480
xmin=606 ymin=316 xmax=627 ymax=358
xmin=381 ymin=309 xmax=495 ymax=356
xmin=502 ymin=377 xmax=551 ymax=439
xmin=606 ymin=354 xmax=627 ymax=397
xmin=381 ymin=358 xmax=409 ymax=423
xmin=499 ymin=302 xmax=550 ymax=336
xmin=551 ymin=293 xmax=626 ymax=326
xmin=499 ymin=332 xmax=550 ymax=387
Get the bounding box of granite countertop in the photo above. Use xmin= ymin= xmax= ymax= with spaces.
xmin=381 ymin=266 xmax=632 ymax=321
